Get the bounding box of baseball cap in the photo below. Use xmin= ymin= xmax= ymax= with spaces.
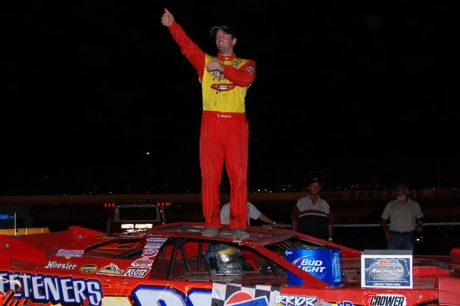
xmin=309 ymin=178 xmax=321 ymax=186
xmin=210 ymin=25 xmax=237 ymax=38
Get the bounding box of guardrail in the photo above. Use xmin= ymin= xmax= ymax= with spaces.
xmin=333 ymin=222 xmax=460 ymax=228
xmin=0 ymin=189 xmax=460 ymax=206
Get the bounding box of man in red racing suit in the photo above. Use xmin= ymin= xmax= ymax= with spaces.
xmin=161 ymin=8 xmax=257 ymax=238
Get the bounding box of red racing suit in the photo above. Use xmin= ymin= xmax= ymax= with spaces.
xmin=167 ymin=21 xmax=257 ymax=229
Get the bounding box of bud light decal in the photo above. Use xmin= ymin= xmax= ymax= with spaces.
xmin=285 ymin=248 xmax=342 ymax=287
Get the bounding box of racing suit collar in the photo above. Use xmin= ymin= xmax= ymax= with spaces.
xmin=217 ymin=53 xmax=236 ymax=61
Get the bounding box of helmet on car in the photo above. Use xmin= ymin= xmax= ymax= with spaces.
xmin=204 ymin=243 xmax=245 ymax=275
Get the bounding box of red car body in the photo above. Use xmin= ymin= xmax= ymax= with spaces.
xmin=0 ymin=222 xmax=459 ymax=306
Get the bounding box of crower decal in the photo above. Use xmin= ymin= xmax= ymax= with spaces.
xmin=365 ymin=294 xmax=407 ymax=306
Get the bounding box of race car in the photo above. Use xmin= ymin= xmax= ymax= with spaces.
xmin=0 ymin=222 xmax=459 ymax=306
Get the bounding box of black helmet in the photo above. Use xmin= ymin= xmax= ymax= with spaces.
xmin=204 ymin=243 xmax=245 ymax=275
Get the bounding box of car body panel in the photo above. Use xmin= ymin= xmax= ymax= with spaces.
xmin=0 ymin=222 xmax=459 ymax=306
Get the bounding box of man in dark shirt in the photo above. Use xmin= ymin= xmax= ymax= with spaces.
xmin=291 ymin=178 xmax=335 ymax=241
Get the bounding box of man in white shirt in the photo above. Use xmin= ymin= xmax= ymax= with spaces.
xmin=380 ymin=183 xmax=424 ymax=251
xmin=220 ymin=202 xmax=280 ymax=226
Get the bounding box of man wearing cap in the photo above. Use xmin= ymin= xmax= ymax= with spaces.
xmin=291 ymin=178 xmax=335 ymax=241
xmin=380 ymin=183 xmax=424 ymax=251
xmin=161 ymin=8 xmax=256 ymax=239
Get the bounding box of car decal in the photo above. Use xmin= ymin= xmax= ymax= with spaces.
xmin=0 ymin=271 xmax=103 ymax=305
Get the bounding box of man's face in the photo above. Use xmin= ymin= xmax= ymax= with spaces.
xmin=215 ymin=29 xmax=236 ymax=54
xmin=396 ymin=186 xmax=406 ymax=196
xmin=396 ymin=185 xmax=407 ymax=201
xmin=309 ymin=182 xmax=321 ymax=195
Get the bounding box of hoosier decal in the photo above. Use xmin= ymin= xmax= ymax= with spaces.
xmin=44 ymin=261 xmax=77 ymax=270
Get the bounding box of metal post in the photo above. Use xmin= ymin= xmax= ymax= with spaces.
xmin=14 ymin=211 xmax=17 ymax=235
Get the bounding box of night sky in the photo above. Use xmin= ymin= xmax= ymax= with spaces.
xmin=2 ymin=0 xmax=459 ymax=194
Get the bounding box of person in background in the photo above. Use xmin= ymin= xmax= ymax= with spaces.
xmin=220 ymin=201 xmax=285 ymax=227
xmin=291 ymin=178 xmax=335 ymax=241
xmin=161 ymin=8 xmax=257 ymax=239
xmin=380 ymin=183 xmax=424 ymax=251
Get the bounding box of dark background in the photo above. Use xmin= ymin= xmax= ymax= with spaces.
xmin=2 ymin=0 xmax=459 ymax=195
